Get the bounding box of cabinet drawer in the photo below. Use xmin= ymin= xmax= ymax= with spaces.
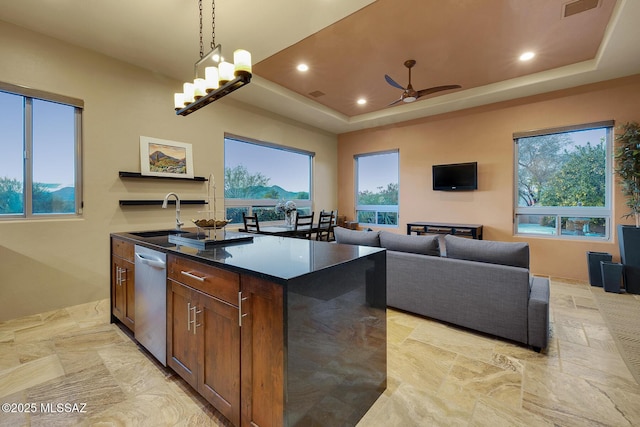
xmin=426 ymin=226 xmax=452 ymax=234
xmin=112 ymin=237 xmax=134 ymax=262
xmin=168 ymin=255 xmax=239 ymax=305
xmin=454 ymin=228 xmax=472 ymax=236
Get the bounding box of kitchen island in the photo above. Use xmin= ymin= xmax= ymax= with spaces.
xmin=110 ymin=229 xmax=386 ymax=427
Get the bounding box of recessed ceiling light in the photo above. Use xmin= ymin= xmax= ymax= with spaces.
xmin=297 ymin=63 xmax=309 ymax=72
xmin=357 ymin=98 xmax=367 ymax=105
xmin=519 ymin=51 xmax=535 ymax=61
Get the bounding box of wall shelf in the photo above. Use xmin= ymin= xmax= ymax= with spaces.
xmin=119 ymin=171 xmax=208 ymax=182
xmin=119 ymin=200 xmax=207 ymax=206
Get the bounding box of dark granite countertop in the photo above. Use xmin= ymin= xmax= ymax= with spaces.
xmin=112 ymin=228 xmax=384 ymax=283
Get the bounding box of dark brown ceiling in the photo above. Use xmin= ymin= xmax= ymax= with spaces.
xmin=254 ymin=0 xmax=616 ymax=117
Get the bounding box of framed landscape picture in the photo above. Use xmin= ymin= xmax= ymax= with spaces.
xmin=140 ymin=136 xmax=194 ymax=179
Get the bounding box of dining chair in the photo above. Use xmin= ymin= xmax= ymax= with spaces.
xmin=293 ymin=212 xmax=315 ymax=240
xmin=242 ymin=213 xmax=260 ymax=233
xmin=316 ymin=210 xmax=335 ymax=241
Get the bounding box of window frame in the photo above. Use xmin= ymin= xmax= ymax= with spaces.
xmin=223 ymin=133 xmax=314 ymax=224
xmin=354 ymin=149 xmax=399 ymax=227
xmin=513 ymin=120 xmax=613 ymax=240
xmin=0 ymin=81 xmax=83 ymax=220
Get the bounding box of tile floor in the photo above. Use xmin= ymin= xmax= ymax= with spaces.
xmin=0 ymin=278 xmax=639 ymax=426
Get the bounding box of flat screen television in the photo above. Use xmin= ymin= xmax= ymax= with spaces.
xmin=432 ymin=162 xmax=478 ymax=191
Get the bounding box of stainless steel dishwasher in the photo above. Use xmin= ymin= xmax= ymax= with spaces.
xmin=134 ymin=245 xmax=167 ymax=366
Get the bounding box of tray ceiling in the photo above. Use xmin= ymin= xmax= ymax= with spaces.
xmin=0 ymin=0 xmax=638 ymax=133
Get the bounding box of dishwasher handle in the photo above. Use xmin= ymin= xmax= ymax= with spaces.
xmin=135 ymin=252 xmax=166 ymax=269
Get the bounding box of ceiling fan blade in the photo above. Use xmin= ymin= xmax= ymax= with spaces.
xmin=385 ymin=74 xmax=406 ymax=90
xmin=416 ymin=85 xmax=462 ymax=98
xmin=387 ymin=98 xmax=404 ymax=106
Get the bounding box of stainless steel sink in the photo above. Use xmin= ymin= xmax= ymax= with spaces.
xmin=129 ymin=229 xmax=189 ymax=238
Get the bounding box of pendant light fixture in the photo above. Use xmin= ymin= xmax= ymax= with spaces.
xmin=174 ymin=0 xmax=252 ymax=116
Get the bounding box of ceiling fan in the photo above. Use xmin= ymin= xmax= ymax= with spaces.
xmin=385 ymin=59 xmax=461 ymax=106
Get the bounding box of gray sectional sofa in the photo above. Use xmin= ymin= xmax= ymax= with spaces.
xmin=333 ymin=227 xmax=550 ymax=350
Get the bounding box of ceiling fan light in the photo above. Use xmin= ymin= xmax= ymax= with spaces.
xmin=403 ymin=96 xmax=416 ymax=103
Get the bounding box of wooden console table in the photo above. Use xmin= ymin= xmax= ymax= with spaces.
xmin=407 ymin=222 xmax=483 ymax=240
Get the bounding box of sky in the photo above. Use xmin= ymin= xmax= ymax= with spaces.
xmin=569 ymin=128 xmax=607 ymax=147
xmin=224 ymin=138 xmax=311 ymax=192
xmin=356 ymin=152 xmax=399 ymax=192
xmin=148 ymin=142 xmax=186 ymax=160
xmin=1 ymin=93 xmax=75 ymax=188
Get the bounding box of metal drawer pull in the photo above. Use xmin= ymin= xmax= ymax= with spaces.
xmin=181 ymin=270 xmax=206 ymax=282
xmin=116 ymin=266 xmax=126 ymax=285
xmin=192 ymin=305 xmax=201 ymax=334
xmin=238 ymin=291 xmax=249 ymax=327
xmin=187 ymin=302 xmax=192 ymax=331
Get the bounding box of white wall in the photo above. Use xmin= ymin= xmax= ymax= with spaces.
xmin=0 ymin=21 xmax=338 ymax=321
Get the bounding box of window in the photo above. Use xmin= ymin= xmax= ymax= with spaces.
xmin=355 ymin=150 xmax=399 ymax=226
xmin=0 ymin=82 xmax=83 ymax=219
xmin=514 ymin=121 xmax=613 ymax=239
xmin=224 ymin=134 xmax=313 ymax=224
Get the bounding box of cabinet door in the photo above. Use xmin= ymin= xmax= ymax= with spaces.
xmin=167 ymin=279 xmax=199 ymax=389
xmin=240 ymin=275 xmax=284 ymax=427
xmin=111 ymin=257 xmax=126 ymax=323
xmin=197 ymin=290 xmax=241 ymax=426
xmin=111 ymin=256 xmax=134 ymax=331
xmin=111 ymin=237 xmax=135 ymax=332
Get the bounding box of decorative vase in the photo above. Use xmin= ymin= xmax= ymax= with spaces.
xmin=600 ymin=261 xmax=624 ymax=293
xmin=586 ymin=251 xmax=612 ymax=287
xmin=285 ymin=211 xmax=295 ymax=227
xmin=618 ymin=224 xmax=640 ymax=294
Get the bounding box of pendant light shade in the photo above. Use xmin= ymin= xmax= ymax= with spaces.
xmin=218 ymin=61 xmax=235 ymax=85
xmin=205 ymin=66 xmax=219 ymax=92
xmin=174 ymin=93 xmax=184 ymax=110
xmin=193 ymin=78 xmax=207 ymax=99
xmin=234 ymin=49 xmax=252 ymax=76
xmin=183 ymin=82 xmax=195 ymax=104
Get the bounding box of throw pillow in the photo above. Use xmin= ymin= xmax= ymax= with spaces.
xmin=444 ymin=235 xmax=529 ymax=268
xmin=379 ymin=231 xmax=440 ymax=256
xmin=333 ymin=227 xmax=381 ymax=247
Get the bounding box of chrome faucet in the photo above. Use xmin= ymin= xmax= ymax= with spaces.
xmin=162 ymin=192 xmax=184 ymax=231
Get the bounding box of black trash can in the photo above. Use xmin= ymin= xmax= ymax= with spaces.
xmin=600 ymin=261 xmax=624 ymax=293
xmin=587 ymin=251 xmax=612 ymax=287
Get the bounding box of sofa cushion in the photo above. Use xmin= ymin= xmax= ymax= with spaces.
xmin=379 ymin=231 xmax=440 ymax=256
xmin=333 ymin=227 xmax=381 ymax=247
xmin=444 ymin=235 xmax=529 ymax=268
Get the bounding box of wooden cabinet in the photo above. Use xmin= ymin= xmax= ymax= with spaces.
xmin=167 ymin=255 xmax=241 ymax=426
xmin=406 ymin=221 xmax=483 ymax=240
xmin=111 ymin=237 xmax=135 ymax=331
xmin=167 ymin=255 xmax=284 ymax=427
xmin=240 ymin=275 xmax=283 ymax=427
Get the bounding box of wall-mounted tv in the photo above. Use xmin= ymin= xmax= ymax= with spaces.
xmin=432 ymin=162 xmax=478 ymax=191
